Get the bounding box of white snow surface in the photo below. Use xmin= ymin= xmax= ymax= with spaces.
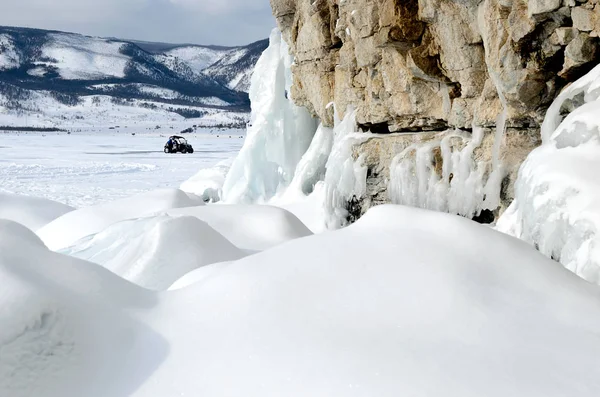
xmin=498 ymin=63 xmax=600 ymax=284
xmin=61 ymin=215 xmax=245 ymax=291
xmin=180 ymin=157 xmax=234 ymax=202
xmin=165 ymin=204 xmax=312 ymax=251
xmin=3 ymin=205 xmax=600 ymax=396
xmin=38 ymin=188 xmax=204 ymax=251
xmin=0 ymin=192 xmax=74 ymax=231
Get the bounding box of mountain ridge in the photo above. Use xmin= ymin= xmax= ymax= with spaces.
xmin=0 ymin=26 xmax=268 ymax=128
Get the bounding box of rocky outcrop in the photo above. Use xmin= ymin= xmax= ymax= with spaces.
xmin=270 ymin=0 xmax=600 ymax=222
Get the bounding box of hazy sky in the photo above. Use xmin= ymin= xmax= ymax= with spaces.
xmin=0 ymin=0 xmax=275 ymax=46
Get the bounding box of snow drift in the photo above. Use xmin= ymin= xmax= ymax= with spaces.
xmin=61 ymin=215 xmax=245 ymax=291
xmin=165 ymin=204 xmax=312 ymax=251
xmin=0 ymin=192 xmax=74 ymax=231
xmin=3 ymin=206 xmax=600 ymax=396
xmin=38 ymin=189 xmax=204 ymax=251
xmin=0 ymin=219 xmax=163 ymax=397
xmin=498 ymin=63 xmax=600 ymax=284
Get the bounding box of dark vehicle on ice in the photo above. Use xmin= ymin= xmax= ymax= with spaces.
xmin=164 ymin=136 xmax=194 ymax=154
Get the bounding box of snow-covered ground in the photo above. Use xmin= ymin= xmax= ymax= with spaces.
xmin=4 ymin=28 xmax=600 ymax=397
xmin=3 ymin=204 xmax=600 ymax=397
xmin=0 ymin=131 xmax=243 ymax=208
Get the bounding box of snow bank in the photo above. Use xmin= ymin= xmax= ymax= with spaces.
xmin=0 ymin=193 xmax=74 ymax=231
xmin=4 ymin=206 xmax=600 ymax=396
xmin=38 ymin=189 xmax=204 ymax=251
xmin=165 ymin=204 xmax=312 ymax=251
xmin=61 ymin=215 xmax=245 ymax=291
xmin=498 ymin=64 xmax=600 ymax=284
xmin=222 ymin=29 xmax=318 ymax=203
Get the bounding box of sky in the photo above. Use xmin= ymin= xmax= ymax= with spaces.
xmin=0 ymin=0 xmax=275 ymax=46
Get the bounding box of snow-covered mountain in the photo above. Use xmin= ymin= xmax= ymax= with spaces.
xmin=132 ymin=38 xmax=268 ymax=92
xmin=0 ymin=26 xmax=267 ymax=129
xmin=201 ymin=39 xmax=269 ymax=92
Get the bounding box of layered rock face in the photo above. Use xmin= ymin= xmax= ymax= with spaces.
xmin=270 ymin=0 xmax=600 ymax=221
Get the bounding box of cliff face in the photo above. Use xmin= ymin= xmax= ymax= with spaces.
xmin=270 ymin=0 xmax=600 ymax=222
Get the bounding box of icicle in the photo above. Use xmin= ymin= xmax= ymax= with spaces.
xmin=323 ymin=106 xmax=369 ymax=229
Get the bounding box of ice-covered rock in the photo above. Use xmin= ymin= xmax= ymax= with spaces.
xmin=38 ymin=189 xmax=204 ymax=251
xmin=61 ymin=215 xmax=246 ymax=291
xmin=222 ymin=29 xmax=318 ymax=204
xmin=0 ymin=192 xmax=74 ymax=231
xmin=498 ymin=63 xmax=600 ymax=285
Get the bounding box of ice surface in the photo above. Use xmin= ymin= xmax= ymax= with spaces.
xmin=0 ymin=132 xmax=243 ymax=208
xmin=222 ymin=29 xmax=318 ymax=203
xmin=0 ymin=192 xmax=74 ymax=231
xmin=497 ymin=63 xmax=600 ymax=284
xmin=61 ymin=215 xmax=245 ymax=290
xmin=4 ymin=206 xmax=600 ymax=396
xmin=37 ymin=188 xmax=204 ymax=251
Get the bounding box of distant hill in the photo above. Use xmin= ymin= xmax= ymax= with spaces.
xmin=0 ymin=26 xmax=268 ymax=129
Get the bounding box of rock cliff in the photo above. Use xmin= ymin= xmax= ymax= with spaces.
xmin=269 ymin=0 xmax=600 ymax=223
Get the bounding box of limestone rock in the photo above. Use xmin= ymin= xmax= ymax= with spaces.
xmin=528 ymin=0 xmax=561 ymax=15
xmin=562 ymin=32 xmax=599 ymax=76
xmin=572 ymin=6 xmax=596 ymax=32
xmin=269 ymin=0 xmax=600 ymax=220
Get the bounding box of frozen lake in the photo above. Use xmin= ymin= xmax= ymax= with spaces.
xmin=0 ymin=131 xmax=244 ymax=208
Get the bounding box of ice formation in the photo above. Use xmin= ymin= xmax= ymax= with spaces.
xmin=322 ymin=108 xmax=369 ymax=229
xmin=388 ymin=126 xmax=502 ymax=220
xmin=222 ymin=29 xmax=318 ymax=203
xmin=497 ymin=64 xmax=600 ymax=285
